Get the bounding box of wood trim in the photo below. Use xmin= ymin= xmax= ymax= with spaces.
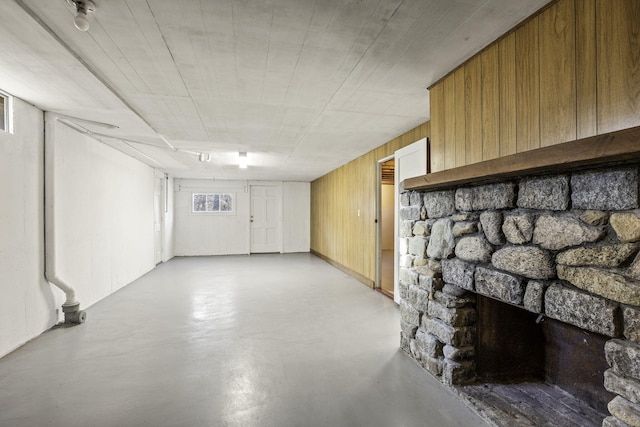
xmin=310 ymin=249 xmax=375 ymax=288
xmin=404 ymin=126 xmax=640 ymax=191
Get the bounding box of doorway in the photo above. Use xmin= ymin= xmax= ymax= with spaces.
xmin=153 ymin=175 xmax=163 ymax=265
xmin=250 ymin=184 xmax=281 ymax=253
xmin=376 ymin=156 xmax=395 ymax=299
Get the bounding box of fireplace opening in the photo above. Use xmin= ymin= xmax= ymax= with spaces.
xmin=465 ymin=294 xmax=615 ymax=425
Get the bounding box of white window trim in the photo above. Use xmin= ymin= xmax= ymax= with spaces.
xmin=0 ymin=90 xmax=13 ymax=134
xmin=191 ymin=192 xmax=236 ymax=215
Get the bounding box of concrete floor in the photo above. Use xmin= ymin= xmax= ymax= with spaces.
xmin=0 ymin=253 xmax=487 ymax=427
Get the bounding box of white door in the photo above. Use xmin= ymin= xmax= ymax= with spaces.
xmin=250 ymin=185 xmax=281 ymax=253
xmin=153 ymin=176 xmax=163 ymax=264
xmin=394 ymin=138 xmax=428 ymax=303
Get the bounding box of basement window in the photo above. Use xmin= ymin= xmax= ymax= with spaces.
xmin=0 ymin=91 xmax=13 ymax=134
xmin=192 ymin=193 xmax=234 ymax=214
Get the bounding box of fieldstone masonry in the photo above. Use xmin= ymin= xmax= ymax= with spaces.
xmin=398 ymin=164 xmax=640 ymax=427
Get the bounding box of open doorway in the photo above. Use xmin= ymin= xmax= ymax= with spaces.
xmin=376 ymin=156 xmax=395 ymax=299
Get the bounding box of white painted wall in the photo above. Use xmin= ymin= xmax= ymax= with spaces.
xmin=283 ymin=182 xmax=310 ymax=253
xmin=381 ymin=184 xmax=394 ymax=250
xmin=46 ymin=116 xmax=156 ymax=310
xmin=0 ymin=99 xmax=53 ymax=358
xmin=175 ymin=179 xmax=310 ymax=255
xmin=174 ymin=179 xmax=251 ymax=255
xmin=0 ymin=99 xmax=162 ymax=358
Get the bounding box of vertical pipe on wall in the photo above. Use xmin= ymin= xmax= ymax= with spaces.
xmin=43 ymin=113 xmax=86 ymax=324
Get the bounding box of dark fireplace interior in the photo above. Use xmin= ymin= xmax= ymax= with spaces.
xmin=476 ymin=294 xmax=614 ymax=414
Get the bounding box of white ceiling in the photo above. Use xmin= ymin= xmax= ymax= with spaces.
xmin=2 ymin=0 xmax=549 ymax=181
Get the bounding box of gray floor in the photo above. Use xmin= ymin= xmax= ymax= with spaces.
xmin=0 ymin=253 xmax=487 ymax=427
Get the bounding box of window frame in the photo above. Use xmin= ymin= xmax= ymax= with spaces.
xmin=0 ymin=90 xmax=13 ymax=134
xmin=191 ymin=192 xmax=235 ymax=215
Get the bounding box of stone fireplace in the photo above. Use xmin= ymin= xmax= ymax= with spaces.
xmin=398 ymin=163 xmax=640 ymax=426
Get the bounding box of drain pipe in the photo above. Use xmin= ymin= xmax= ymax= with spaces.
xmin=44 ymin=113 xmax=86 ymax=324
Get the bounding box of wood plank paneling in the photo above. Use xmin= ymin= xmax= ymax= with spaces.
xmin=481 ymin=44 xmax=500 ymax=160
xmin=499 ymin=32 xmax=517 ymax=156
xmin=454 ymin=67 xmax=466 ymax=167
xmin=310 ymin=122 xmax=430 ymax=286
xmin=515 ymin=16 xmax=540 ymax=152
xmin=465 ymin=55 xmax=483 ymax=164
xmin=575 ymin=0 xmax=597 ymax=139
xmin=596 ymin=0 xmax=640 ymax=134
xmin=539 ymin=0 xmax=576 ymax=147
xmin=430 ymin=84 xmax=445 ymax=172
xmin=443 ymin=74 xmax=457 ymax=169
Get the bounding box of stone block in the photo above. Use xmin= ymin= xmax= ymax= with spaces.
xmin=605 ymin=368 xmax=640 ymax=405
xmin=557 ymin=243 xmax=639 ymax=268
xmin=602 ymin=416 xmax=632 ymax=427
xmin=475 ymin=267 xmax=525 ymax=305
xmin=422 ymin=317 xmax=476 ymax=347
xmin=442 ymin=258 xmax=476 ymax=291
xmin=412 ymin=221 xmax=430 ymax=237
xmin=557 ymin=265 xmax=640 ymax=306
xmin=455 ymin=188 xmax=474 ymax=212
xmin=452 ymin=213 xmax=479 ymax=222
xmin=606 ymin=339 xmax=640 ymax=381
xmin=545 ymin=284 xmax=619 ymax=337
xmin=581 ymin=210 xmax=609 ymax=226
xmin=398 ymin=280 xmax=409 ymax=301
xmin=518 ymin=175 xmax=570 ymax=210
xmin=429 ymin=259 xmax=442 ymax=274
xmin=427 ymin=299 xmax=476 ymax=326
xmin=608 ymin=396 xmax=640 ymax=427
xmin=572 ymin=167 xmax=638 ymax=211
xmin=611 ymin=212 xmax=640 ymax=243
xmin=502 ymin=213 xmax=534 ymax=244
xmin=411 ymin=287 xmax=430 ymax=312
xmin=400 ymin=301 xmax=421 ymax=327
xmin=409 ymin=236 xmax=428 ymax=258
xmin=400 ymin=333 xmax=410 ymax=353
xmin=442 ymin=359 xmax=476 ymax=386
xmin=443 ymin=344 xmax=475 ymax=361
xmin=480 ymin=210 xmax=505 ymax=245
xmin=524 ymin=280 xmax=549 ymax=313
xmin=399 ymin=238 xmax=408 ymax=255
xmin=401 ymin=320 xmax=418 ymax=339
xmin=491 ymin=246 xmax=555 ymax=279
xmin=434 ymin=291 xmax=476 ymax=309
xmin=400 ymin=220 xmax=414 ymax=237
xmin=455 ymin=183 xmax=516 ymax=212
xmin=427 ymin=218 xmax=455 ymax=260
xmin=424 ymin=190 xmax=456 ymax=219
xmin=442 ymin=284 xmax=468 ymax=297
xmin=422 ymin=355 xmax=443 ymax=377
xmin=399 ymin=206 xmax=421 ymax=220
xmin=455 ymin=236 xmax=493 ymax=263
xmin=533 ymin=214 xmax=605 ymax=250
xmin=629 ymin=254 xmax=640 ymax=281
xmin=625 ymin=306 xmax=640 ymax=344
xmin=399 ymin=267 xmax=418 ymax=287
xmin=399 ymin=254 xmax=413 ymax=268
xmin=420 ymin=206 xmax=427 ymax=220
xmin=453 ymin=221 xmax=478 ymax=237
xmin=414 ymin=258 xmax=427 ymax=267
xmin=417 ymin=270 xmax=444 ymax=293
xmin=410 ymin=191 xmax=423 ymax=207
xmin=415 ymin=329 xmax=444 ymax=358
xmin=400 ymin=192 xmax=410 ymax=207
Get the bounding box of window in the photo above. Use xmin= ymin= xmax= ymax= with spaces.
xmin=192 ymin=193 xmax=234 ymax=213
xmin=0 ymin=91 xmax=12 ymax=133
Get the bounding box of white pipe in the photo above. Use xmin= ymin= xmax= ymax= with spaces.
xmin=43 ymin=114 xmax=81 ymax=310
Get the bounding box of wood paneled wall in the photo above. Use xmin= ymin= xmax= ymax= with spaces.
xmin=310 ymin=122 xmax=430 ymax=286
xmin=429 ymin=0 xmax=640 ymax=172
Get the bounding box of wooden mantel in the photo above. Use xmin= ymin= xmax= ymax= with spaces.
xmin=404 ymin=126 xmax=640 ymax=192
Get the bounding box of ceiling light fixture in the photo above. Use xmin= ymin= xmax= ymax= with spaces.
xmin=68 ymin=0 xmax=95 ymax=32
xmin=199 ymin=152 xmax=212 ymax=162
xmin=238 ymin=152 xmax=248 ymax=169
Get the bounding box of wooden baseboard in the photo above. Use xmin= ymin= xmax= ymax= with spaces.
xmin=310 ymin=249 xmax=375 ymax=288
